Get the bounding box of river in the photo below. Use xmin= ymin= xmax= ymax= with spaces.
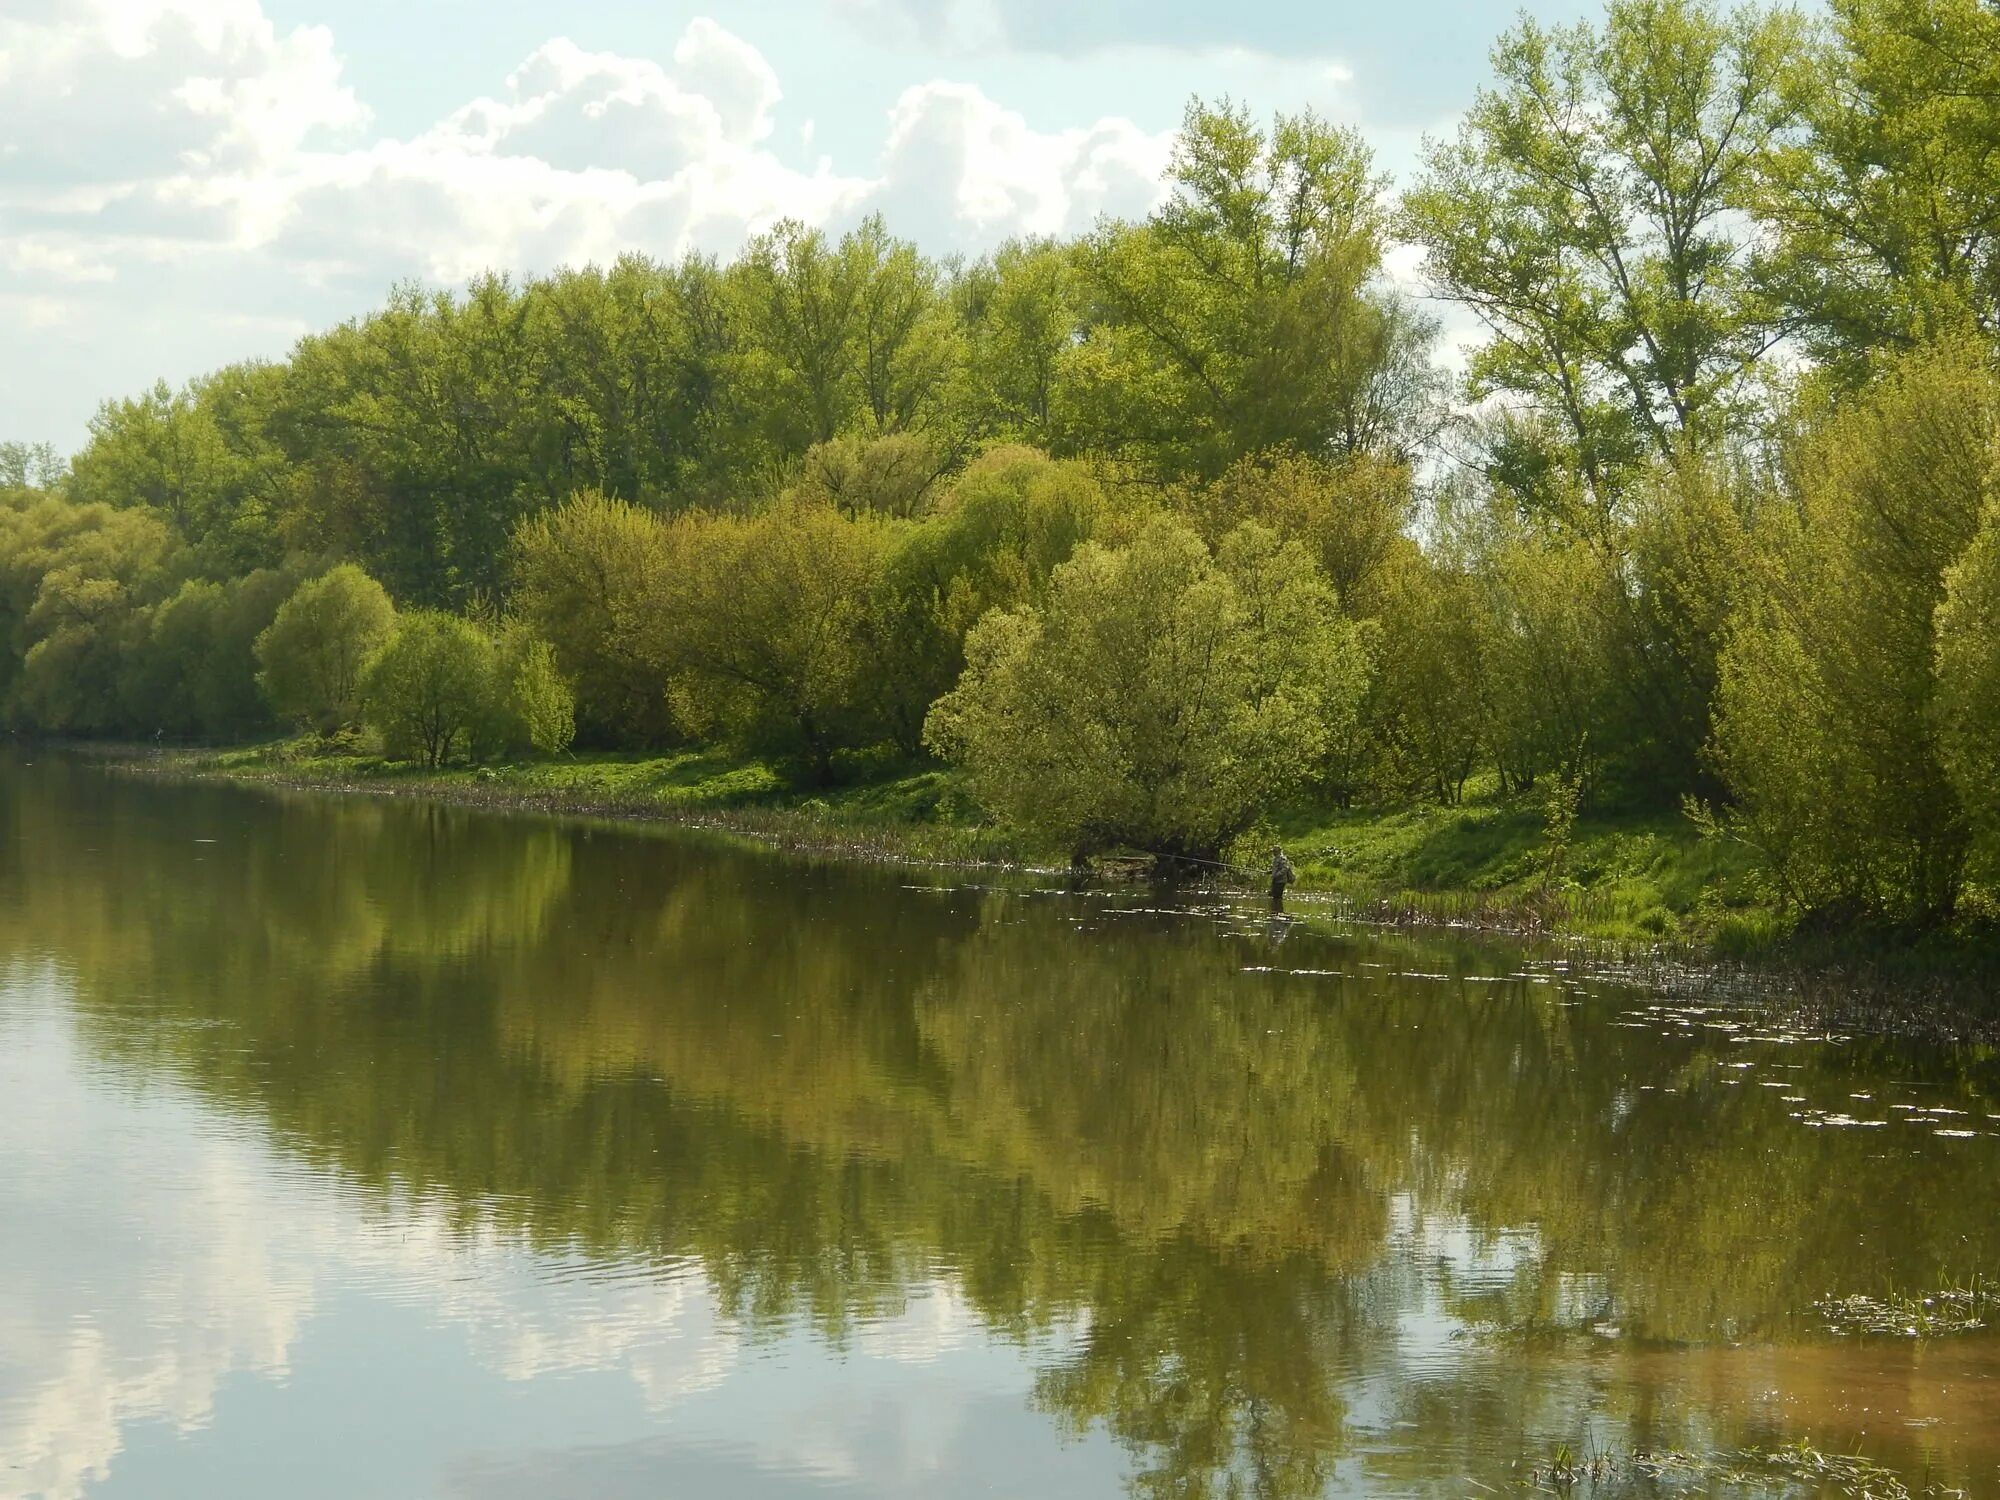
xmin=1 ymin=752 xmax=1997 ymax=1497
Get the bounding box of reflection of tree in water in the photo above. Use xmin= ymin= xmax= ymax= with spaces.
xmin=7 ymin=758 xmax=2000 ymax=1494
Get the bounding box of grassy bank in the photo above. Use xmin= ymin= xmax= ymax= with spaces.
xmin=137 ymin=739 xmax=1776 ymax=947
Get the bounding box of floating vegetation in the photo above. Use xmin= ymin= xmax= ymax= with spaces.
xmin=1518 ymin=1440 xmax=1966 ymax=1497
xmin=1814 ymin=1280 xmax=1990 ymax=1338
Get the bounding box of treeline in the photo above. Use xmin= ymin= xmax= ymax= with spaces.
xmin=5 ymin=0 xmax=2000 ymax=926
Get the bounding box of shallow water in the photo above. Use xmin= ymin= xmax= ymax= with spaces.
xmin=2 ymin=753 xmax=1998 ymax=1498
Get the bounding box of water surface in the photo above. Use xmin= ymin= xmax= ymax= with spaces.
xmin=3 ymin=754 xmax=1998 ymax=1497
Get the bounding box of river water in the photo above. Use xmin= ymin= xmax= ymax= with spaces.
xmin=2 ymin=752 xmax=1997 ymax=1498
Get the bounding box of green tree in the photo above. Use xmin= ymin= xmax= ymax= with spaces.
xmin=1366 ymin=553 xmax=1491 ymax=805
xmin=1934 ymin=496 xmax=2000 ymax=875
xmin=729 ymin=217 xmax=959 ymax=460
xmin=256 ymin=564 xmax=397 ymax=731
xmin=0 ymin=441 xmax=65 ymax=490
xmin=1753 ymin=0 xmax=2000 ymax=373
xmin=1710 ymin=342 xmax=1996 ymax=921
xmin=957 ymin=239 xmax=1082 ymax=449
xmin=1181 ymin=450 xmax=1414 ymax=607
xmin=1073 ymin=99 xmax=1433 ymax=479
xmin=480 ymin=624 xmax=577 ymax=760
xmin=794 ymin=431 xmax=947 ymax=520
xmin=926 ymin=515 xmax=1368 ymax=861
xmin=656 ymin=500 xmax=896 ymax=780
xmin=867 ymin=447 xmax=1108 ymax=755
xmin=361 ymin=610 xmax=496 ymax=768
xmin=1403 ymin=0 xmax=1806 ymax=510
xmin=128 ymin=571 xmax=290 ymax=739
xmin=510 ymin=492 xmax=677 ymax=746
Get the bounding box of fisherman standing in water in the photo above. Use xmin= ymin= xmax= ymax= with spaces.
xmin=1268 ymin=845 xmax=1297 ymax=910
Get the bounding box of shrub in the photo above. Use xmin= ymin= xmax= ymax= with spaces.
xmin=926 ymin=515 xmax=1368 ymax=861
xmin=255 ymin=564 xmax=396 ymax=730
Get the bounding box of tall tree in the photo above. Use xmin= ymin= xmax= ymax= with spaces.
xmin=1403 ymin=0 xmax=1807 ymax=514
xmin=1753 ymin=0 xmax=2000 ymax=374
xmin=1074 ymin=99 xmax=1433 ymax=480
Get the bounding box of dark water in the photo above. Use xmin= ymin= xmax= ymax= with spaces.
xmin=3 ymin=754 xmax=1999 ymax=1499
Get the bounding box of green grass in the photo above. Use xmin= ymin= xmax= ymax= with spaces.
xmin=1259 ymin=773 xmax=1763 ymax=945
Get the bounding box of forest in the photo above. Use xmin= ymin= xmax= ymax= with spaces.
xmin=4 ymin=0 xmax=2000 ymax=931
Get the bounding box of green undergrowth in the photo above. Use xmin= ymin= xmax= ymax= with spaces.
xmin=1258 ymin=777 xmax=1764 ymax=947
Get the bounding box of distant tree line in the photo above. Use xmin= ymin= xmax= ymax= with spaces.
xmin=5 ymin=0 xmax=2000 ymax=924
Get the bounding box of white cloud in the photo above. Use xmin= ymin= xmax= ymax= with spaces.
xmin=2 ymin=2 xmax=1186 ymax=450
xmin=871 ymin=81 xmax=1171 ymax=248
xmin=0 ymin=0 xmax=364 ymax=192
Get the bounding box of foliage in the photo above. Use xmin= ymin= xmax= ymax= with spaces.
xmin=1710 ymin=342 xmax=1997 ymax=922
xmin=1403 ymin=0 xmax=1806 ymax=506
xmin=926 ymin=515 xmax=1368 ymax=860
xmin=255 ymin=564 xmax=397 ymax=731
xmin=9 ymin=25 xmax=2000 ymax=935
xmin=1073 ymin=100 xmax=1437 ymax=480
xmin=1753 ymin=0 xmax=2000 ymax=374
xmin=509 ymin=491 xmax=676 ymax=746
xmin=655 ymin=499 xmax=895 ymax=781
xmin=483 ymin=624 xmax=577 ymax=760
xmin=1936 ymin=497 xmax=2000 ymax=876
xmin=360 ymin=611 xmax=497 ymax=768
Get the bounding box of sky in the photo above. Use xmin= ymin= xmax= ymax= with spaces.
xmin=0 ymin=0 xmax=1604 ymax=454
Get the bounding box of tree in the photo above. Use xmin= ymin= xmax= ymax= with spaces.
xmin=1366 ymin=554 xmax=1490 ymax=805
xmin=1753 ymin=0 xmax=2000 ymax=373
xmin=256 ymin=564 xmax=397 ymax=731
xmin=510 ymin=492 xmax=677 ymax=746
xmin=1934 ymin=497 xmax=2000 ymax=875
xmin=867 ymin=447 xmax=1108 ymax=754
xmin=958 ymin=239 xmax=1082 ymax=449
xmin=481 ymin=624 xmax=577 ymax=760
xmin=1072 ymin=99 xmax=1434 ymax=479
xmin=655 ymin=500 xmax=895 ymax=781
xmin=1478 ymin=529 xmax=1619 ymax=796
xmin=361 ymin=611 xmax=495 ymax=768
xmin=1181 ymin=450 xmax=1414 ymax=608
xmin=729 ymin=217 xmax=959 ymax=461
xmin=0 ymin=441 xmax=65 ymax=490
xmin=69 ymin=379 xmax=236 ymax=539
xmin=1403 ymin=0 xmax=1806 ymax=510
xmin=1709 ymin=342 xmax=1995 ymax=921
xmin=129 ymin=571 xmax=290 ymax=740
xmin=794 ymin=432 xmax=947 ymax=520
xmin=926 ymin=515 xmax=1368 ymax=861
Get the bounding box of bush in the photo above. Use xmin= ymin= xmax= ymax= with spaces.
xmin=360 ymin=612 xmax=495 ymax=768
xmin=256 ymin=564 xmax=396 ymax=730
xmin=926 ymin=515 xmax=1368 ymax=861
xmin=482 ymin=625 xmax=576 ymax=760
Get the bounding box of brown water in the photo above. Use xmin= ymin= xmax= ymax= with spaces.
xmin=2 ymin=752 xmax=1998 ymax=1498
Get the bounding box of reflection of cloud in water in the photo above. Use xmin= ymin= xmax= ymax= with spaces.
xmin=0 ymin=975 xmax=315 ymax=1500
xmin=0 ymin=967 xmax=1093 ymax=1499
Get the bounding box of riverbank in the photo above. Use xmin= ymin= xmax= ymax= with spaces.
xmin=119 ymin=739 xmax=1771 ymax=948
xmin=66 ymin=738 xmax=2000 ymax=1022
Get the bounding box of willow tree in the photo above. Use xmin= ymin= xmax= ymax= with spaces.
xmin=655 ymin=499 xmax=895 ymax=781
xmin=1710 ymin=343 xmax=1996 ymax=922
xmin=926 ymin=516 xmax=1368 ymax=862
xmin=255 ymin=564 xmax=397 ymax=731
